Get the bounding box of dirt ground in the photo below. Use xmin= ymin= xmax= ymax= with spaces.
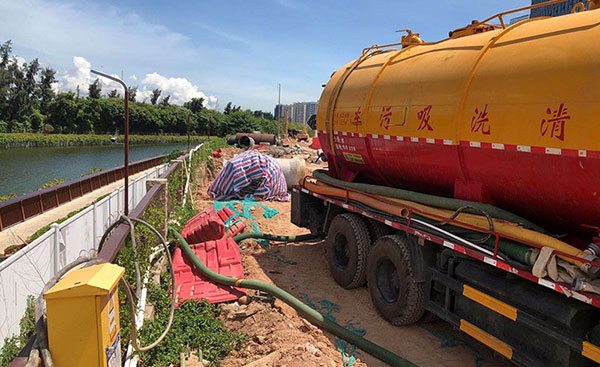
xmin=190 ymin=141 xmax=512 ymax=367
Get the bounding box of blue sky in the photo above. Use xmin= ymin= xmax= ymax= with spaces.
xmin=0 ymin=0 xmax=528 ymax=111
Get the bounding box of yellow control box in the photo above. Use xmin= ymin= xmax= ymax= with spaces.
xmin=44 ymin=263 xmax=125 ymax=367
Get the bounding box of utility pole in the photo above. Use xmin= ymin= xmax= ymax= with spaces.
xmin=277 ymin=83 xmax=281 ymax=141
xmin=91 ymin=69 xmax=130 ymax=215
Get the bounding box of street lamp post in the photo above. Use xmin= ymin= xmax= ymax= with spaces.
xmin=187 ymin=112 xmax=191 ymax=152
xmin=277 ymin=83 xmax=281 ymax=141
xmin=91 ymin=69 xmax=130 ymax=215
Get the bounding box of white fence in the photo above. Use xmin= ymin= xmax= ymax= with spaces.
xmin=0 ymin=162 xmax=172 ymax=347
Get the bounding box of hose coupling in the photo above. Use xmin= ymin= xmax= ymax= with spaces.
xmin=573 ymin=278 xmax=585 ymax=292
xmin=580 ymin=253 xmax=600 ymax=275
xmin=586 ymin=241 xmax=600 ymax=257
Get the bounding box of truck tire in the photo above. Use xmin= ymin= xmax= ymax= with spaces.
xmin=326 ymin=213 xmax=371 ymax=288
xmin=365 ymin=219 xmax=391 ymax=243
xmin=367 ymin=235 xmax=425 ymax=326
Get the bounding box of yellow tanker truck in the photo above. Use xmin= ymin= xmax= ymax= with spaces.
xmin=292 ymin=1 xmax=600 ymax=366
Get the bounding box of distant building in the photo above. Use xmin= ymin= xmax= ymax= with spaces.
xmin=274 ymin=101 xmax=318 ymax=124
xmin=531 ymin=0 xmax=580 ymax=18
xmin=274 ymin=104 xmax=286 ymax=120
xmin=509 ymin=14 xmax=530 ymax=25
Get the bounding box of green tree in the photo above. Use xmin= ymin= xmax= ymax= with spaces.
xmin=159 ymin=95 xmax=170 ymax=107
xmin=107 ymin=89 xmax=120 ymax=98
xmin=150 ymin=88 xmax=161 ymax=105
xmin=38 ymin=67 xmax=56 ymax=113
xmin=128 ymin=86 xmax=137 ymax=102
xmin=45 ymin=92 xmax=80 ymax=133
xmin=28 ymin=108 xmax=44 ymax=132
xmin=88 ymin=78 xmax=101 ymax=99
xmin=224 ymin=102 xmax=232 ymax=115
xmin=24 ymin=58 xmax=39 ymax=97
xmin=0 ymin=40 xmax=11 ymax=68
xmin=184 ymin=97 xmax=204 ymax=114
xmin=6 ymin=57 xmax=28 ymax=124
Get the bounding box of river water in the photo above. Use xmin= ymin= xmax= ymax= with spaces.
xmin=0 ymin=144 xmax=191 ymax=197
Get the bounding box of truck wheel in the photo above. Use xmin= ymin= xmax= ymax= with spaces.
xmin=367 ymin=235 xmax=425 ymax=325
xmin=326 ymin=213 xmax=370 ymax=288
xmin=365 ymin=219 xmax=391 ymax=243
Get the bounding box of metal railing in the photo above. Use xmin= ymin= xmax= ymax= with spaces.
xmin=2 ymin=143 xmax=203 ymax=360
xmin=0 ymin=162 xmax=170 ymax=350
xmin=0 ymin=155 xmax=165 ymax=231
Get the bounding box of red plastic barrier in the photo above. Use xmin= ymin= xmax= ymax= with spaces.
xmin=217 ymin=207 xmax=247 ymax=238
xmin=181 ymin=208 xmax=224 ymax=243
xmin=181 ymin=207 xmax=246 ymax=244
xmin=172 ymin=238 xmax=246 ymax=305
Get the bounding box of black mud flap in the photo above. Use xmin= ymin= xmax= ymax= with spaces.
xmin=291 ymin=187 xmax=326 ymax=232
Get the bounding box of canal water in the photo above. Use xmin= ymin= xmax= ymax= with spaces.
xmin=0 ymin=144 xmax=191 ymax=197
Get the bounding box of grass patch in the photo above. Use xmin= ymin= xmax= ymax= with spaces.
xmin=0 ymin=296 xmax=35 ymax=367
xmin=26 ymin=207 xmax=86 ymax=242
xmin=0 ymin=133 xmax=206 ymax=148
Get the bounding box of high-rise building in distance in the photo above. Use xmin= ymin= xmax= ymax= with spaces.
xmin=531 ymin=0 xmax=580 ymax=17
xmin=274 ymin=101 xmax=318 ymax=124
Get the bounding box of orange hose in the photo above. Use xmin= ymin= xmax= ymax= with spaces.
xmin=305 ymin=180 xmax=594 ymax=272
xmin=303 ymin=181 xmax=409 ymax=219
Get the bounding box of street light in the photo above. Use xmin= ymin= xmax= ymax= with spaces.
xmin=91 ymin=69 xmax=130 ymax=215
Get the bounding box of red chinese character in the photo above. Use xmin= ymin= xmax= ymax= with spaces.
xmin=471 ymin=105 xmax=491 ymax=135
xmin=417 ymin=105 xmax=433 ymax=131
xmin=540 ymin=103 xmax=570 ymax=141
xmin=379 ymin=106 xmax=392 ymax=129
xmin=352 ymin=107 xmax=362 ymax=126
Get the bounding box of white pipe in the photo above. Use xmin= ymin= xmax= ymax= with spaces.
xmin=182 ymin=143 xmax=203 ymax=206
xmin=411 ymin=218 xmax=505 ymax=260
xmin=123 ymin=245 xmax=164 ymax=367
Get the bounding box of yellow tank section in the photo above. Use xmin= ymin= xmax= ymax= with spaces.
xmin=317 ymin=9 xmax=600 ymax=153
xmin=460 ymin=11 xmax=600 ymax=151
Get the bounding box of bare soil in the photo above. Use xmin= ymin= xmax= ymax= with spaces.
xmin=189 ymin=142 xmax=512 ymax=367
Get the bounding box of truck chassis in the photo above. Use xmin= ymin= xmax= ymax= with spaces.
xmin=292 ymin=184 xmax=600 ymax=367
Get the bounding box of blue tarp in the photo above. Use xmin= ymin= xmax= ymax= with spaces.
xmin=208 ymin=150 xmax=290 ymax=201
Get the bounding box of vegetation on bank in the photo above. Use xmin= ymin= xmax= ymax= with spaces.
xmin=0 ymin=40 xmax=313 ymax=147
xmin=0 ymin=133 xmax=205 ymax=148
xmin=0 ymin=296 xmax=35 ymax=367
xmin=2 ymin=139 xmax=245 ymax=366
xmin=0 ymin=177 xmax=67 ymax=203
xmin=115 ymin=138 xmax=245 ymax=367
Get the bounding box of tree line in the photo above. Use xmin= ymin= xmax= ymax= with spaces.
xmin=0 ymin=40 xmax=279 ymax=137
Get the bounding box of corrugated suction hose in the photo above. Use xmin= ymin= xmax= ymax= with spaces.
xmin=171 ymin=228 xmax=418 ymax=367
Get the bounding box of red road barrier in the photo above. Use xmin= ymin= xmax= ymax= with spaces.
xmin=172 ymin=237 xmax=245 ymax=305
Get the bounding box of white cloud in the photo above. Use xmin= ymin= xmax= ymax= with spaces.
xmin=58 ymin=56 xmax=91 ymax=92
xmin=0 ymin=0 xmax=321 ymax=111
xmin=0 ymin=0 xmax=197 ymax=72
xmin=8 ymin=56 xmax=27 ymax=68
xmin=54 ymin=56 xmax=216 ymax=106
xmin=138 ymin=72 xmax=217 ymax=107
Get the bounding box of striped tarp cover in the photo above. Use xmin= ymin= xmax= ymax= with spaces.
xmin=208 ymin=150 xmax=290 ymax=201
